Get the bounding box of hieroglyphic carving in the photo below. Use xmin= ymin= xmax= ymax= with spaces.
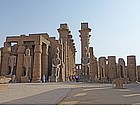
xmin=82 ymin=47 xmax=90 ymax=75
xmin=52 ymin=47 xmax=61 ymax=82
xmin=23 ymin=48 xmax=31 ymax=77
xmin=8 ymin=55 xmax=16 ymax=76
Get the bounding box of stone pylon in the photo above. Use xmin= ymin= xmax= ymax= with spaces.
xmin=79 ymin=23 xmax=91 ymax=81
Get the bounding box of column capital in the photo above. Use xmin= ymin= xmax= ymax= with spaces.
xmin=17 ymin=45 xmax=25 ymax=54
xmin=34 ymin=44 xmax=42 ymax=53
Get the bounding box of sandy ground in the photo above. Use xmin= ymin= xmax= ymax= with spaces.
xmin=0 ymin=82 xmax=140 ymax=105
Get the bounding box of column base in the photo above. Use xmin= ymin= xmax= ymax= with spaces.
xmin=31 ymin=78 xmax=42 ymax=83
xmin=49 ymin=76 xmax=60 ymax=82
xmin=100 ymin=77 xmax=108 ymax=83
xmin=21 ymin=76 xmax=30 ymax=83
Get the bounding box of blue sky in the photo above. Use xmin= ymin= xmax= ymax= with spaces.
xmin=0 ymin=0 xmax=140 ymax=64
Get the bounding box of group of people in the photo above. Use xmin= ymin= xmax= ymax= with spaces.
xmin=69 ymin=75 xmax=80 ymax=82
xmin=41 ymin=75 xmax=80 ymax=83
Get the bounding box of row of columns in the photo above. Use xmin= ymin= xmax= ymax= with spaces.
xmin=98 ymin=55 xmax=138 ymax=83
xmin=57 ymin=24 xmax=76 ymax=81
xmin=1 ymin=42 xmax=48 ymax=82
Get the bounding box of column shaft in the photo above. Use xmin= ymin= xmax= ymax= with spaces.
xmin=16 ymin=45 xmax=25 ymax=82
xmin=32 ymin=44 xmax=42 ymax=82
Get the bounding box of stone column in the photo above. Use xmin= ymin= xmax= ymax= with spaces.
xmin=137 ymin=66 xmax=140 ymax=82
xmin=68 ymin=35 xmax=74 ymax=79
xmin=76 ymin=64 xmax=81 ymax=78
xmin=127 ymin=55 xmax=137 ymax=83
xmin=99 ymin=57 xmax=108 ymax=83
xmin=32 ymin=44 xmax=42 ymax=82
xmin=99 ymin=57 xmax=106 ymax=79
xmin=108 ymin=56 xmax=117 ymax=82
xmin=118 ymin=58 xmax=125 ymax=78
xmin=71 ymin=41 xmax=76 ymax=77
xmin=16 ymin=45 xmax=25 ymax=82
xmin=57 ymin=24 xmax=69 ymax=81
xmin=73 ymin=47 xmax=76 ymax=76
xmin=0 ymin=49 xmax=1 ymax=75
xmin=42 ymin=44 xmax=48 ymax=78
xmin=94 ymin=57 xmax=98 ymax=82
xmin=89 ymin=47 xmax=97 ymax=82
xmin=71 ymin=52 xmax=75 ymax=76
xmin=1 ymin=42 xmax=11 ymax=75
xmin=79 ymin=23 xmax=91 ymax=78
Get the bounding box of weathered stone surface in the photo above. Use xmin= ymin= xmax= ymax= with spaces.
xmin=108 ymin=56 xmax=117 ymax=82
xmin=50 ymin=47 xmax=61 ymax=82
xmin=99 ymin=57 xmax=108 ymax=82
xmin=127 ymin=55 xmax=137 ymax=83
xmin=79 ymin=23 xmax=91 ymax=82
xmin=57 ymin=24 xmax=76 ymax=81
xmin=137 ymin=65 xmax=140 ymax=82
xmin=118 ymin=58 xmax=126 ymax=78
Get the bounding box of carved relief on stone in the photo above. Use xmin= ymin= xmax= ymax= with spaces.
xmin=8 ymin=55 xmax=16 ymax=76
xmin=23 ymin=48 xmax=31 ymax=77
xmin=82 ymin=47 xmax=90 ymax=66
xmin=82 ymin=47 xmax=90 ymax=75
xmin=52 ymin=46 xmax=61 ymax=82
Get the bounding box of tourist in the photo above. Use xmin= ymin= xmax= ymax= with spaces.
xmin=42 ymin=75 xmax=46 ymax=83
xmin=75 ymin=75 xmax=79 ymax=82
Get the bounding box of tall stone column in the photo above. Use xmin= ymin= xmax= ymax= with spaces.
xmin=94 ymin=57 xmax=98 ymax=81
xmin=127 ymin=55 xmax=137 ymax=83
xmin=98 ymin=57 xmax=108 ymax=83
xmin=108 ymin=56 xmax=117 ymax=82
xmin=89 ymin=47 xmax=96 ymax=81
xmin=73 ymin=47 xmax=76 ymax=76
xmin=118 ymin=58 xmax=125 ymax=78
xmin=1 ymin=42 xmax=11 ymax=75
xmin=42 ymin=44 xmax=48 ymax=78
xmin=70 ymin=41 xmax=76 ymax=77
xmin=137 ymin=66 xmax=140 ymax=82
xmin=71 ymin=51 xmax=75 ymax=76
xmin=16 ymin=45 xmax=25 ymax=82
xmin=57 ymin=24 xmax=69 ymax=81
xmin=32 ymin=44 xmax=42 ymax=82
xmin=59 ymin=41 xmax=65 ymax=81
xmin=79 ymin=23 xmax=91 ymax=78
xmin=68 ymin=35 xmax=74 ymax=79
xmin=99 ymin=57 xmax=106 ymax=79
xmin=0 ymin=49 xmax=1 ymax=75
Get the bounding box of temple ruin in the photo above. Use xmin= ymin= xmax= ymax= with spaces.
xmin=0 ymin=22 xmax=140 ymax=83
xmin=0 ymin=24 xmax=76 ymax=83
